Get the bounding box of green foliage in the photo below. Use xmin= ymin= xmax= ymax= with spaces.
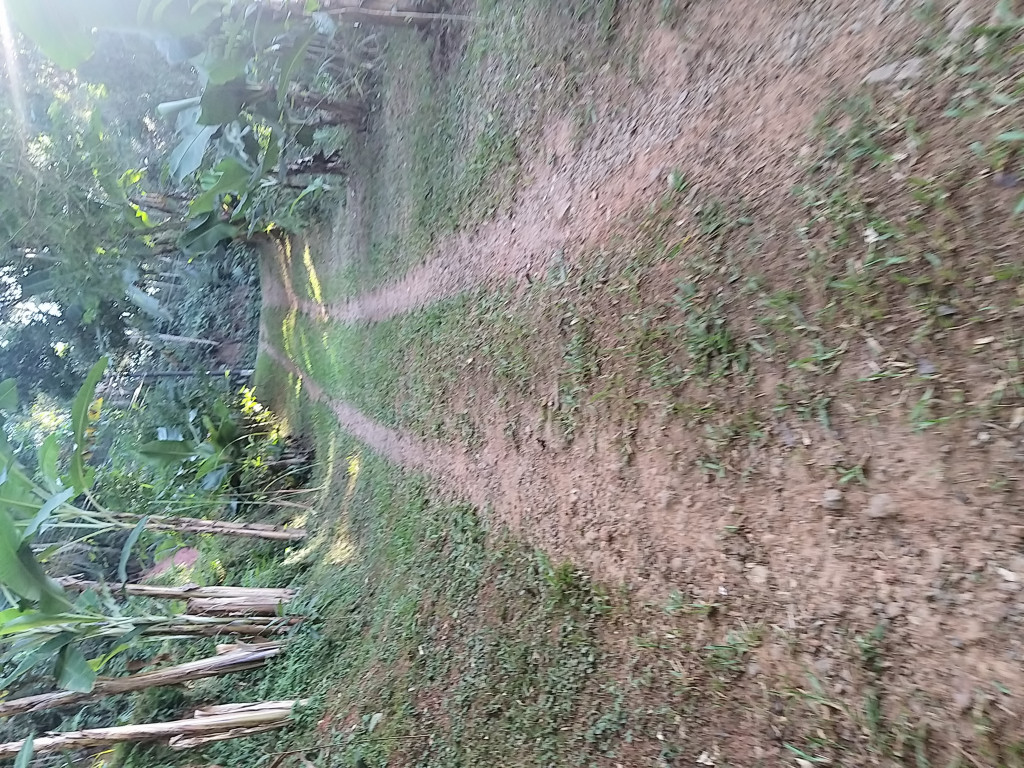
xmin=69 ymin=357 xmax=107 ymax=493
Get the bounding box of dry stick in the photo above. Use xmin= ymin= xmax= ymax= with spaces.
xmin=0 ymin=700 xmax=305 ymax=757
xmin=0 ymin=646 xmax=283 ymax=718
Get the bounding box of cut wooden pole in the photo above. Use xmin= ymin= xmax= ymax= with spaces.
xmin=186 ymin=596 xmax=288 ymax=616
xmin=0 ymin=700 xmax=304 ymax=756
xmin=0 ymin=645 xmax=283 ymax=718
xmin=108 ymin=514 xmax=306 ymax=541
xmin=145 ymin=616 xmax=300 ymax=638
xmin=327 ymin=7 xmax=479 ymax=25
xmin=58 ymin=578 xmax=295 ymax=604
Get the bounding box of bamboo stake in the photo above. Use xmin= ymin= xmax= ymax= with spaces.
xmin=0 ymin=646 xmax=283 ymax=718
xmin=0 ymin=700 xmax=304 ymax=756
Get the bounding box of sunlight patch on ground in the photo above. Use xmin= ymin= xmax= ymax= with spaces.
xmin=302 ymin=242 xmax=324 ymax=306
xmin=282 ymin=308 xmax=298 ymax=361
xmin=326 ymin=452 xmax=362 ymax=565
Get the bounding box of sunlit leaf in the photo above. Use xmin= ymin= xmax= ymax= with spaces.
xmin=37 ymin=434 xmax=61 ymax=491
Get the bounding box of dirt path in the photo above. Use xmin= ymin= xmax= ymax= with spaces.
xmin=259 ymin=0 xmax=1024 ymax=761
xmin=274 ymin=0 xmax=931 ymax=323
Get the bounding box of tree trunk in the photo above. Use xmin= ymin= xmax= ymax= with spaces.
xmin=0 ymin=700 xmax=303 ymax=756
xmin=0 ymin=645 xmax=282 ymax=718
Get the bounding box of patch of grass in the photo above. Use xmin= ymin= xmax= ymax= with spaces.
xmin=556 ymin=323 xmax=600 ymax=441
xmin=674 ymin=280 xmax=749 ymax=380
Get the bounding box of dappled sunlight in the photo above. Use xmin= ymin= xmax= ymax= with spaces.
xmin=273 ymin=234 xmax=300 ymax=309
xmin=325 ymin=526 xmax=355 ymax=565
xmin=302 ymin=243 xmax=324 ymax=307
xmin=281 ymin=307 xmax=298 ymax=361
xmin=344 ymin=453 xmax=361 ymax=501
xmin=326 ymin=451 xmax=362 ymax=565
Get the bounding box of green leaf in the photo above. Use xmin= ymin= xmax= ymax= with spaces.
xmin=118 ymin=516 xmax=149 ymax=585
xmin=143 ymin=0 xmax=222 ymax=37
xmin=199 ymin=80 xmax=248 ymax=126
xmin=1014 ymin=194 xmax=1024 ymax=217
xmin=22 ymin=487 xmax=76 ymax=542
xmin=5 ymin=0 xmax=97 ymax=68
xmin=37 ymin=434 xmax=60 ymax=491
xmin=55 ymin=645 xmax=96 ymax=693
xmin=125 ymin=284 xmax=172 ymax=321
xmin=190 ymin=158 xmax=253 ymax=215
xmin=167 ymin=108 xmax=217 ymax=183
xmin=198 ymin=48 xmax=251 ymax=87
xmin=996 ymin=130 xmax=1024 ymax=142
xmin=69 ymin=358 xmax=108 ymax=494
xmin=13 ymin=733 xmax=33 ymax=768
xmin=0 ymin=379 xmax=17 ymax=411
xmin=0 ymin=611 xmax=95 ymax=638
xmin=277 ymin=33 xmax=315 ymax=107
xmin=0 ymin=511 xmax=47 ymax=601
xmin=178 ymin=215 xmax=238 ymax=255
xmin=0 ymin=632 xmax=75 ymax=689
xmin=294 ymin=124 xmax=317 ymax=148
xmin=138 ymin=439 xmax=198 ymax=464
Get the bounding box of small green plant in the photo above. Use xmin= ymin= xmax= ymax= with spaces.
xmin=856 ymin=624 xmax=886 ymax=674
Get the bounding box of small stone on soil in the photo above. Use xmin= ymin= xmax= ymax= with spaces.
xmin=822 ymin=488 xmax=844 ymax=511
xmin=866 ymin=493 xmax=896 ymax=519
xmin=863 ymin=58 xmax=924 ymax=84
xmin=747 ymin=565 xmax=769 ymax=586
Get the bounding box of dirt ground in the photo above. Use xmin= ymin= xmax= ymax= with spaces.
xmin=259 ymin=1 xmax=1024 ymax=765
